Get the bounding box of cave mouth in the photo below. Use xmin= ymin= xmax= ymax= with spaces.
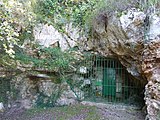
xmin=75 ymin=55 xmax=145 ymax=107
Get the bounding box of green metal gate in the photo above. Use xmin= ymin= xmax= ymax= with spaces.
xmin=69 ymin=54 xmax=143 ymax=105
xmin=103 ymin=68 xmax=116 ymax=98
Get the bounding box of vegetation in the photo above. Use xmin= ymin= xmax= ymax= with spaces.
xmin=16 ymin=105 xmax=102 ymax=120
xmin=33 ymin=0 xmax=98 ymax=30
xmin=0 ymin=6 xmax=18 ymax=57
xmin=0 ymin=0 xmax=99 ymax=67
xmin=15 ymin=46 xmax=77 ymax=77
xmin=0 ymin=0 xmax=159 ymax=60
xmin=0 ymin=0 xmax=36 ymax=70
xmin=0 ymin=0 xmax=35 ymax=56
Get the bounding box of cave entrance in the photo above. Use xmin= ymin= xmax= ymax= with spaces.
xmin=73 ymin=55 xmax=144 ymax=106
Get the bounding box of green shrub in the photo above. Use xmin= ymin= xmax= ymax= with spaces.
xmin=32 ymin=0 xmax=98 ymax=31
xmin=16 ymin=47 xmax=75 ymax=71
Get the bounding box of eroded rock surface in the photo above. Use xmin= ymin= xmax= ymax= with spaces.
xmin=143 ymin=39 xmax=160 ymax=120
xmin=84 ymin=8 xmax=160 ymax=120
xmin=33 ymin=23 xmax=85 ymax=50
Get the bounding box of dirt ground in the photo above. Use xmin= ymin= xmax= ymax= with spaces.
xmin=0 ymin=102 xmax=146 ymax=120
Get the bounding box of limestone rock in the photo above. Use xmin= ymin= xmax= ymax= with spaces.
xmin=56 ymin=98 xmax=77 ymax=106
xmin=56 ymin=83 xmax=78 ymax=106
xmin=0 ymin=102 xmax=4 ymax=112
xmin=33 ymin=24 xmax=59 ymax=47
xmin=10 ymin=74 xmax=79 ymax=108
xmin=120 ymin=9 xmax=146 ymax=32
xmin=33 ymin=23 xmax=84 ymax=50
xmin=21 ymin=99 xmax=32 ymax=109
xmin=149 ymin=15 xmax=160 ymax=39
xmin=38 ymin=80 xmax=59 ymax=97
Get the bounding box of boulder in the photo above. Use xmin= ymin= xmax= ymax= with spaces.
xmin=56 ymin=82 xmax=78 ymax=106
xmin=38 ymin=80 xmax=59 ymax=97
xmin=0 ymin=102 xmax=4 ymax=112
xmin=33 ymin=23 xmax=84 ymax=50
xmin=21 ymin=99 xmax=32 ymax=109
xmin=56 ymin=98 xmax=77 ymax=106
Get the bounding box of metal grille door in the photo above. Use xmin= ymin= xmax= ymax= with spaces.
xmin=70 ymin=54 xmax=143 ymax=105
xmin=103 ymin=68 xmax=116 ymax=99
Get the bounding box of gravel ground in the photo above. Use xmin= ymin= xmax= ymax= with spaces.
xmin=0 ymin=103 xmax=145 ymax=120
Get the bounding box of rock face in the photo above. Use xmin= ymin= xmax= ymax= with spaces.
xmin=11 ymin=75 xmax=38 ymax=109
xmin=56 ymin=82 xmax=77 ymax=106
xmin=84 ymin=8 xmax=160 ymax=120
xmin=0 ymin=102 xmax=4 ymax=112
xmin=10 ymin=74 xmax=78 ymax=108
xmin=33 ymin=23 xmax=85 ymax=50
xmin=142 ymin=39 xmax=160 ymax=120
